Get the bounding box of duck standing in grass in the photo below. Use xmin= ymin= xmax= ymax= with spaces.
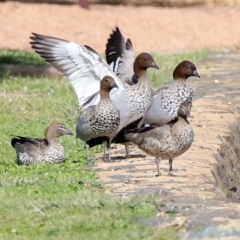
xmin=11 ymin=122 xmax=73 ymax=165
xmin=125 ymin=102 xmax=194 ymax=176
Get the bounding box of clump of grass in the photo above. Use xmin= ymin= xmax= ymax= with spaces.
xmin=212 ymin=118 xmax=240 ymax=202
xmin=0 ymin=49 xmax=46 ymax=66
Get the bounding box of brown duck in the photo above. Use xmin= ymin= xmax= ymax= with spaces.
xmin=30 ymin=33 xmax=158 ymax=161
xmin=76 ymin=76 xmax=120 ymax=162
xmin=11 ymin=122 xmax=73 ymax=165
xmin=125 ymin=102 xmax=194 ymax=176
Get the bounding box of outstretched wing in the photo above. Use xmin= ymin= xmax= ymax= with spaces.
xmin=30 ymin=33 xmax=124 ymax=110
xmin=30 ymin=33 xmax=132 ymax=131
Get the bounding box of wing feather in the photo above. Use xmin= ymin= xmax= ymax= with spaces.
xmin=105 ymin=27 xmax=135 ymax=85
xmin=30 ymin=33 xmax=132 ymax=131
xmin=30 ymin=33 xmax=124 ymax=110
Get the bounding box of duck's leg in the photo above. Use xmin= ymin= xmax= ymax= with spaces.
xmin=155 ymin=158 xmax=161 ymax=176
xmin=103 ymin=144 xmax=107 ymax=159
xmin=103 ymin=140 xmax=112 ymax=162
xmin=169 ymin=159 xmax=173 ymax=176
xmin=125 ymin=144 xmax=130 ymax=159
xmin=85 ymin=144 xmax=90 ymax=161
xmin=107 ymin=141 xmax=111 ymax=162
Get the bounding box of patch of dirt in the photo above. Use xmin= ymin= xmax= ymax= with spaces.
xmin=93 ymin=51 xmax=240 ymax=238
xmin=1 ymin=2 xmax=240 ymax=53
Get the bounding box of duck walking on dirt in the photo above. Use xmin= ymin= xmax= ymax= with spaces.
xmin=11 ymin=122 xmax=73 ymax=165
xmin=125 ymin=102 xmax=194 ymax=176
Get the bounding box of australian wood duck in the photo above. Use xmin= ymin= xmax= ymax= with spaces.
xmin=11 ymin=122 xmax=73 ymax=165
xmin=105 ymin=27 xmax=161 ymax=158
xmin=125 ymin=102 xmax=194 ymax=176
xmin=30 ymin=33 xmax=158 ymax=161
xmin=143 ymin=60 xmax=200 ymax=125
xmin=76 ymin=76 xmax=120 ymax=162
xmin=105 ymin=27 xmax=200 ymax=126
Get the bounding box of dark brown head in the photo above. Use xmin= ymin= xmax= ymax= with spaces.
xmin=173 ymin=61 xmax=200 ymax=80
xmin=134 ymin=52 xmax=159 ymax=72
xmin=100 ymin=76 xmax=118 ymax=95
xmin=45 ymin=122 xmax=73 ymax=141
xmin=177 ymin=102 xmax=191 ymax=119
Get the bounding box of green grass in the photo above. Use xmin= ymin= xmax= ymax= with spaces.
xmin=0 ymin=48 xmax=212 ymax=239
xmin=0 ymin=74 xmax=180 ymax=239
xmin=0 ymin=49 xmax=46 ymax=65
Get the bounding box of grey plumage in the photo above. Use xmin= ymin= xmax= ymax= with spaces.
xmin=125 ymin=102 xmax=194 ymax=176
xmin=105 ymin=27 xmax=159 ymax=158
xmin=125 ymin=52 xmax=158 ymax=122
xmin=144 ymin=60 xmax=200 ymax=125
xmin=76 ymin=76 xmax=120 ymax=161
xmin=30 ymin=33 xmax=158 ymax=161
xmin=11 ymin=122 xmax=73 ymax=165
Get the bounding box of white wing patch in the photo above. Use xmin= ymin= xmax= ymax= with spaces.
xmin=30 ymin=34 xmax=124 ymax=110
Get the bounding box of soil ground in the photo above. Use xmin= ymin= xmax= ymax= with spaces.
xmin=0 ymin=2 xmax=240 ymax=53
xmin=1 ymin=2 xmax=240 ymax=239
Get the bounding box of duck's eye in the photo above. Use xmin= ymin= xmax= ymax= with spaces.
xmin=105 ymin=79 xmax=109 ymax=82
xmin=186 ymin=65 xmax=190 ymax=69
xmin=143 ymin=58 xmax=147 ymax=62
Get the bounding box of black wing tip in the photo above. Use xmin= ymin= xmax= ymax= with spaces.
xmin=29 ymin=32 xmax=69 ymax=44
xmin=29 ymin=32 xmax=43 ymax=40
xmin=11 ymin=137 xmax=21 ymax=148
xmin=105 ymin=26 xmax=125 ymax=64
xmin=84 ymin=45 xmax=99 ymax=55
xmin=126 ymin=38 xmax=133 ymax=50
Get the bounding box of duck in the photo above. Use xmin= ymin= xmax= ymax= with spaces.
xmin=76 ymin=76 xmax=120 ymax=162
xmin=124 ymin=102 xmax=194 ymax=176
xmin=143 ymin=60 xmax=200 ymax=125
xmin=105 ymin=27 xmax=200 ymax=125
xmin=11 ymin=122 xmax=73 ymax=165
xmin=105 ymin=27 xmax=156 ymax=158
xmin=105 ymin=27 xmax=199 ymax=158
xmin=30 ymin=33 xmax=159 ymax=161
